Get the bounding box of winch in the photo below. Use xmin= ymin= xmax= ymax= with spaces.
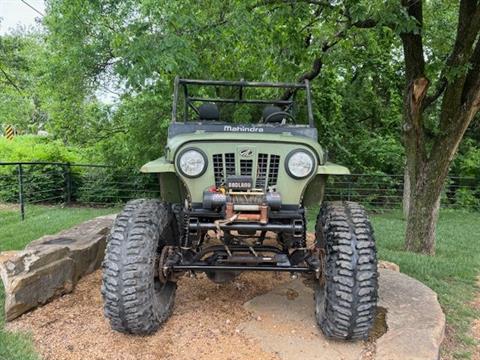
xmin=202 ymin=176 xmax=282 ymax=223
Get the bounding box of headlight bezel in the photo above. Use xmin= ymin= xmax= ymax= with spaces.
xmin=176 ymin=147 xmax=208 ymax=178
xmin=285 ymin=149 xmax=316 ymax=179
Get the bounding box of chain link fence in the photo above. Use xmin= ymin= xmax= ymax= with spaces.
xmin=0 ymin=162 xmax=478 ymax=220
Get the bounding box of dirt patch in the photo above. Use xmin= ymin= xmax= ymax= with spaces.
xmin=8 ymin=270 xmax=290 ymax=360
xmin=0 ymin=203 xmax=20 ymax=212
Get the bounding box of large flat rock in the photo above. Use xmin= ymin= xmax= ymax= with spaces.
xmin=242 ymin=279 xmax=364 ymax=359
xmin=241 ymin=269 xmax=445 ymax=360
xmin=376 ymin=269 xmax=445 ymax=360
xmin=0 ymin=214 xmax=116 ymax=321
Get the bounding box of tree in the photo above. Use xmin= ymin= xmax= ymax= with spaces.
xmin=258 ymin=0 xmax=480 ymax=255
xmin=0 ymin=32 xmax=46 ymax=132
xmin=400 ymin=0 xmax=480 ymax=254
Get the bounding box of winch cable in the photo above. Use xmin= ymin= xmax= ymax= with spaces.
xmin=214 ymin=214 xmax=238 ymax=257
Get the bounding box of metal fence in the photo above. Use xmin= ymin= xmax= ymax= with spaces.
xmin=325 ymin=173 xmax=479 ymax=210
xmin=0 ymin=162 xmax=478 ymax=220
xmin=0 ymin=162 xmax=159 ymax=220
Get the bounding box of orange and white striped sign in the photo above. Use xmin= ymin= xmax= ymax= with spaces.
xmin=4 ymin=125 xmax=14 ymax=140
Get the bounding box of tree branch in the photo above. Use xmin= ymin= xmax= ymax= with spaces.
xmin=0 ymin=64 xmax=23 ymax=94
xmin=399 ymin=0 xmax=429 ymax=169
xmin=250 ymin=0 xmax=331 ymax=9
xmin=280 ymin=28 xmax=348 ymax=100
xmin=449 ymin=0 xmax=480 ymax=67
xmin=423 ymin=78 xmax=447 ymax=109
xmin=400 ymin=0 xmax=426 ymax=81
xmin=462 ymin=35 xmax=480 ymax=105
xmin=437 ymin=2 xmax=480 ymax=129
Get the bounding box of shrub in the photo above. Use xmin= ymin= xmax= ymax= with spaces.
xmin=454 ymin=188 xmax=480 ymax=210
xmin=0 ymin=136 xmax=87 ymax=203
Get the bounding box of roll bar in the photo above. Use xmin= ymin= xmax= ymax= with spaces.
xmin=171 ymin=77 xmax=314 ymax=127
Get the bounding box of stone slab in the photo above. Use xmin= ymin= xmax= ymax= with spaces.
xmin=376 ymin=269 xmax=445 ymax=360
xmin=0 ymin=214 xmax=116 ymax=321
xmin=242 ymin=279 xmax=364 ymax=360
xmin=241 ymin=268 xmax=445 ymax=360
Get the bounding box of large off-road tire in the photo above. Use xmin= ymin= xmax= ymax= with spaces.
xmin=102 ymin=199 xmax=177 ymax=335
xmin=314 ymin=201 xmax=378 ymax=340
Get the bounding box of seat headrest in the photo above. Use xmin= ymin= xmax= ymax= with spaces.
xmin=262 ymin=106 xmax=284 ymax=123
xmin=198 ymin=103 xmax=219 ymax=121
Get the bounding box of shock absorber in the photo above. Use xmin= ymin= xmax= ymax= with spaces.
xmin=181 ymin=210 xmax=191 ymax=249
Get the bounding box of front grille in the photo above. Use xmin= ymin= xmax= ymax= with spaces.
xmin=212 ymin=152 xmax=280 ymax=188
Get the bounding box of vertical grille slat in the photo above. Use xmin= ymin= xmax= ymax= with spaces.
xmin=213 ymin=154 xmax=224 ymax=186
xmin=240 ymin=159 xmax=253 ymax=176
xmin=225 ymin=153 xmax=235 ymax=177
xmin=256 ymin=153 xmax=269 ymax=188
xmin=213 ymin=153 xmax=235 ymax=186
xmin=268 ymin=155 xmax=280 ymax=187
xmin=212 ymin=152 xmax=279 ymax=189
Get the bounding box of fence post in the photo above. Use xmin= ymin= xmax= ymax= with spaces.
xmin=347 ymin=176 xmax=352 ymax=202
xmin=64 ymin=163 xmax=72 ymax=204
xmin=17 ymin=163 xmax=25 ymax=220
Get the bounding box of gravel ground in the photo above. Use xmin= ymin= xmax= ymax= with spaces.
xmin=8 ymin=270 xmax=291 ymax=360
xmin=6 ymin=233 xmax=381 ymax=360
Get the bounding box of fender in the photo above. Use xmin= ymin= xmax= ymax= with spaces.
xmin=141 ymin=157 xmax=186 ymax=203
xmin=302 ymin=162 xmax=350 ymax=206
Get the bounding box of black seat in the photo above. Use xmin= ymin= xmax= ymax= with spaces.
xmin=262 ymin=105 xmax=284 ymax=123
xmin=198 ymin=103 xmax=219 ymax=121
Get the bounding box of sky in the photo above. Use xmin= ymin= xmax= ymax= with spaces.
xmin=0 ymin=0 xmax=45 ymax=35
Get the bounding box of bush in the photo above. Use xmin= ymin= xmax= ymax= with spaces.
xmin=0 ymin=136 xmax=87 ymax=203
xmin=0 ymin=135 xmax=87 ymax=164
xmin=454 ymin=188 xmax=480 ymax=210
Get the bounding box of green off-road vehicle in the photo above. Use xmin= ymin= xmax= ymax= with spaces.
xmin=102 ymin=78 xmax=378 ymax=340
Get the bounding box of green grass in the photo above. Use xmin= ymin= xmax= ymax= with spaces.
xmin=0 ymin=206 xmax=478 ymax=359
xmin=0 ymin=205 xmax=117 ymax=360
xmin=372 ymin=209 xmax=480 ymax=359
xmin=307 ymin=207 xmax=480 ymax=359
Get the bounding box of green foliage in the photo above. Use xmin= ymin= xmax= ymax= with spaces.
xmin=0 ymin=135 xmax=86 ymax=202
xmin=0 ymin=135 xmax=86 ymax=164
xmin=455 ymin=140 xmax=480 ymax=180
xmin=0 ymin=0 xmax=475 ymax=181
xmin=454 ymin=188 xmax=480 ymax=210
xmin=0 ymin=33 xmax=46 ymax=133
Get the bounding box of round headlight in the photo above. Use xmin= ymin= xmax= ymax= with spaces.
xmin=177 ymin=148 xmax=207 ymax=178
xmin=286 ymin=150 xmax=315 ymax=179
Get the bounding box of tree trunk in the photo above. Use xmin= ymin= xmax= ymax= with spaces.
xmin=404 ymin=107 xmax=478 ymax=255
xmin=404 ymin=167 xmax=442 ymax=254
xmin=402 ymin=162 xmax=410 ymax=219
